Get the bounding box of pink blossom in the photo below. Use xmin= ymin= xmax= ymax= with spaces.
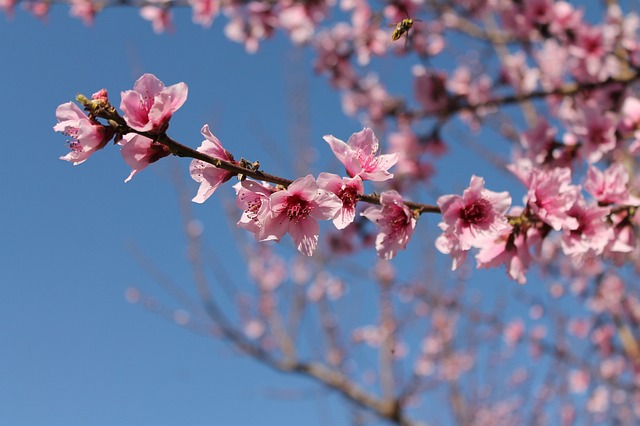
xmin=605 ymin=211 xmax=636 ymax=260
xmin=548 ymin=1 xmax=583 ymax=37
xmin=561 ymin=197 xmax=613 ymax=259
xmin=435 ymin=223 xmax=468 ymax=271
xmin=341 ymin=75 xmax=392 ymax=125
xmin=569 ymin=24 xmax=619 ymax=81
xmin=510 ymin=160 xmax=580 ymax=231
xmin=620 ymin=96 xmax=640 ymax=150
xmin=568 ymin=370 xmax=590 ymax=393
xmin=140 ymin=3 xmax=174 ymax=34
xmin=413 ymin=66 xmax=448 ymax=115
xmin=316 ymin=172 xmax=363 ymax=229
xmin=535 ymin=40 xmax=569 ymax=90
xmin=54 ymin=102 xmax=113 ymax=165
xmin=586 ymin=386 xmax=610 ymax=414
xmin=361 ymin=190 xmax=417 ymax=260
xmin=564 ymin=104 xmax=617 ymax=163
xmin=23 ymin=0 xmax=49 ymax=19
xmin=584 ymin=164 xmax=636 ymax=205
xmin=307 ymin=272 xmax=345 ymax=301
xmin=262 ymin=175 xmax=342 ymax=256
xmin=190 ymin=125 xmax=235 ymax=203
xmin=0 ymin=0 xmax=16 ymax=17
xmin=437 ymin=175 xmax=512 ymax=250
xmin=518 ymin=118 xmax=567 ymax=167
xmin=620 ymin=96 xmax=640 ymax=132
xmin=323 ymin=127 xmax=399 ymax=181
xmin=313 ymin=26 xmax=358 ymax=88
xmin=120 ymin=73 xmax=187 ymax=134
xmin=348 ymin=0 xmax=387 ymax=66
xmin=278 ymin=2 xmax=326 ymax=44
xmin=189 ymin=0 xmax=219 ymax=27
xmin=234 ymin=180 xmax=275 ymax=239
xmin=120 ymin=133 xmax=170 ymax=182
xmin=503 ymin=319 xmax=525 ymax=346
xmin=500 ymin=51 xmax=539 ymax=95
xmin=69 ymin=0 xmax=98 ymax=25
xmin=476 ymin=226 xmax=536 ymax=284
xmin=224 ymin=2 xmax=277 ymax=54
xmin=247 ymin=248 xmax=287 ymax=291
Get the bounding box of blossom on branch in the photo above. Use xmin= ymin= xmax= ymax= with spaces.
xmin=362 ymin=190 xmax=417 ymax=260
xmin=437 ymin=175 xmax=512 ymax=251
xmin=476 ymin=225 xmax=537 ymax=284
xmin=140 ymin=2 xmax=174 ymax=34
xmin=120 ymin=73 xmax=187 ymax=133
xmin=435 ymin=175 xmax=512 ymax=270
xmin=262 ymin=175 xmax=342 ymax=256
xmin=190 ymin=125 xmax=235 ymax=203
xmin=584 ymin=164 xmax=638 ymax=206
xmin=510 ymin=159 xmax=580 ymax=231
xmin=120 ymin=134 xmax=170 ymax=183
xmin=316 ymin=172 xmax=364 ymax=229
xmin=54 ymin=102 xmax=113 ymax=165
xmin=323 ymin=127 xmax=399 ymax=181
xmin=234 ymin=180 xmax=275 ymax=240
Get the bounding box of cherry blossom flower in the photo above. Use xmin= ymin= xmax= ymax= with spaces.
xmin=313 ymin=25 xmax=358 ymax=88
xmin=413 ymin=66 xmax=449 ymax=114
xmin=120 ymin=73 xmax=187 ymax=134
xmin=563 ymin=104 xmax=617 ymax=163
xmin=437 ymin=175 xmax=512 ymax=250
xmin=0 ymin=0 xmax=16 ymax=18
xmin=140 ymin=2 xmax=174 ymax=34
xmin=262 ymin=174 xmax=342 ymax=256
xmin=476 ymin=225 xmax=537 ymax=284
xmin=518 ymin=118 xmax=571 ymax=167
xmin=316 ymin=172 xmax=363 ymax=229
xmin=234 ymin=180 xmax=275 ymax=240
xmin=503 ymin=319 xmax=525 ymax=346
xmin=340 ymin=74 xmax=394 ymax=125
xmin=500 ymin=51 xmax=539 ymax=95
xmin=324 ymin=127 xmax=399 ymax=181
xmin=69 ymin=0 xmax=98 ymax=26
xmin=569 ymin=24 xmax=619 ymax=81
xmin=510 ymin=160 xmax=580 ymax=231
xmin=224 ymin=2 xmax=277 ymax=54
xmin=361 ymin=190 xmax=417 ymax=259
xmin=119 ymin=134 xmax=170 ymax=183
xmin=584 ymin=164 xmax=637 ymax=205
xmin=435 ymin=223 xmax=468 ymax=270
xmin=348 ymin=0 xmax=387 ymax=66
xmin=190 ymin=125 xmax=235 ymax=203
xmin=569 ymin=370 xmax=590 ymax=393
xmin=278 ymin=0 xmax=328 ymax=44
xmin=535 ymin=40 xmax=569 ymax=90
xmin=189 ymin=0 xmax=219 ymax=27
xmin=561 ymin=197 xmax=613 ymax=259
xmin=54 ymin=102 xmax=113 ymax=165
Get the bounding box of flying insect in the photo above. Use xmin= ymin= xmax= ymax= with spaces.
xmin=388 ymin=17 xmax=422 ymax=47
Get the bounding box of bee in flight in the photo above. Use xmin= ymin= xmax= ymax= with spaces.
xmin=388 ymin=17 xmax=422 ymax=47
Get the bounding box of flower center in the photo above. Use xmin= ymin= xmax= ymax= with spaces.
xmin=462 ymin=199 xmax=491 ymax=224
xmin=285 ymin=195 xmax=312 ymax=223
xmin=338 ymin=186 xmax=358 ymax=208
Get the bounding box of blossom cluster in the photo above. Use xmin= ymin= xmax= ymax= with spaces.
xmin=54 ymin=74 xmax=422 ymax=259
xmin=53 ymin=63 xmax=640 ymax=286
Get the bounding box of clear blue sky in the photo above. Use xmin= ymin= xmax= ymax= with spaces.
xmin=0 ymin=5 xmax=540 ymax=426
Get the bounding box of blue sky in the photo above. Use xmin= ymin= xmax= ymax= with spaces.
xmin=0 ymin=4 xmax=557 ymax=426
